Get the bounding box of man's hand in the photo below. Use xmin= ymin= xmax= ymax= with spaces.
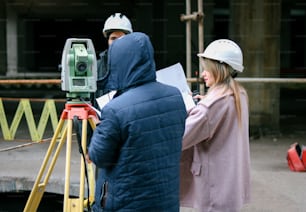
xmin=86 ymin=153 xmax=92 ymax=163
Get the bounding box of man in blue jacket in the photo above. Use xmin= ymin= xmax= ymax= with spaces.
xmin=88 ymin=32 xmax=187 ymax=211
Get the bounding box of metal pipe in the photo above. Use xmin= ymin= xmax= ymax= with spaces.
xmin=0 ymin=97 xmax=66 ymax=102
xmin=198 ymin=0 xmax=204 ymax=53
xmin=237 ymin=78 xmax=306 ymax=83
xmin=187 ymin=77 xmax=306 ymax=83
xmin=198 ymin=0 xmax=204 ymax=94
xmin=186 ymin=0 xmax=191 ymax=84
xmin=0 ymin=79 xmax=61 ymax=84
xmin=180 ymin=12 xmax=204 ymax=21
xmin=1 ymin=77 xmax=306 ymax=85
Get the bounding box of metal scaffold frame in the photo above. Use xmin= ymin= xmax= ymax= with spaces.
xmin=180 ymin=0 xmax=204 ymax=93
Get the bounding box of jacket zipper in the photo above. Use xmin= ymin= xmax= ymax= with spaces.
xmin=100 ymin=181 xmax=108 ymax=208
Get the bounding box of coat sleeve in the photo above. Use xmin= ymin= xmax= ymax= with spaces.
xmin=88 ymin=107 xmax=121 ymax=168
xmin=182 ymin=104 xmax=210 ymax=150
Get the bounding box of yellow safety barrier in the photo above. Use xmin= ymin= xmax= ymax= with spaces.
xmin=0 ymin=98 xmax=61 ymax=142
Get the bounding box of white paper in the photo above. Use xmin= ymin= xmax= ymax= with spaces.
xmin=181 ymin=92 xmax=197 ymax=111
xmin=156 ymin=63 xmax=191 ymax=94
xmin=96 ymin=90 xmax=117 ymax=110
xmin=156 ymin=63 xmax=195 ymax=110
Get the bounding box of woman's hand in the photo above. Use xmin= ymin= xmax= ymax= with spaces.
xmin=193 ymin=94 xmax=205 ymax=104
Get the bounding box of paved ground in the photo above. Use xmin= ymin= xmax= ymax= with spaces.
xmin=0 ymin=133 xmax=87 ymax=196
xmin=242 ymin=134 xmax=306 ymax=212
xmin=1 ymin=131 xmax=306 ymax=211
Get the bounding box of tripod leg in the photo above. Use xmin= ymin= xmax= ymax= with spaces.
xmin=88 ymin=118 xmax=97 ymax=200
xmin=64 ymin=118 xmax=74 ymax=211
xmin=64 ymin=117 xmax=93 ymax=211
xmin=87 ymin=117 xmax=96 ymax=205
xmin=88 ymin=117 xmax=97 ymax=131
xmin=79 ymin=118 xmax=88 ymax=210
xmin=84 ymin=161 xmax=95 ymax=207
xmin=24 ymin=118 xmax=67 ymax=212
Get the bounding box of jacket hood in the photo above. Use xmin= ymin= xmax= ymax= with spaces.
xmin=106 ymin=32 xmax=156 ymax=92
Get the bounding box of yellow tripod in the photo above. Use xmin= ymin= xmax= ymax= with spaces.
xmin=24 ymin=103 xmax=98 ymax=212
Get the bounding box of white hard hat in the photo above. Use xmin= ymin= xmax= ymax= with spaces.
xmin=103 ymin=13 xmax=133 ymax=38
xmin=197 ymin=39 xmax=244 ymax=72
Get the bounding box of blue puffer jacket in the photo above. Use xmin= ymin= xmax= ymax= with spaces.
xmin=88 ymin=32 xmax=186 ymax=211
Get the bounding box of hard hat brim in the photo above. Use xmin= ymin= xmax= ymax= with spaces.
xmin=197 ymin=52 xmax=244 ymax=72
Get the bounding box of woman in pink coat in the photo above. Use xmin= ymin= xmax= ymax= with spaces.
xmin=180 ymin=39 xmax=251 ymax=212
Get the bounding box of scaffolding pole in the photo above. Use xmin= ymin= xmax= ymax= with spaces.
xmin=181 ymin=0 xmax=204 ymax=93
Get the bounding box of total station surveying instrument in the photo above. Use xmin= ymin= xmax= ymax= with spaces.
xmin=24 ymin=38 xmax=99 ymax=212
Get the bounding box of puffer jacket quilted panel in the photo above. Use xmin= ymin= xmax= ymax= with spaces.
xmin=89 ymin=32 xmax=186 ymax=211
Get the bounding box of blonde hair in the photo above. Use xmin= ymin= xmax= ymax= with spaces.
xmin=203 ymin=58 xmax=247 ymax=126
